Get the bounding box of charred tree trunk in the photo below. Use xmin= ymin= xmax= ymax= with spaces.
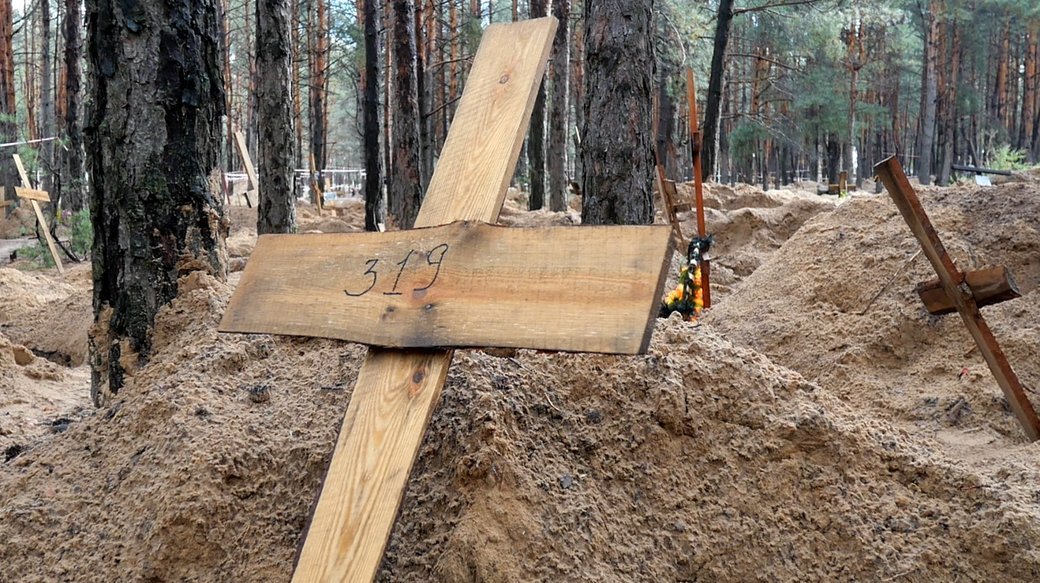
xmin=388 ymin=0 xmax=423 ymax=229
xmin=548 ymin=0 xmax=569 ymax=212
xmin=363 ymin=0 xmax=382 ymax=231
xmin=580 ymin=0 xmax=654 ymax=225
xmin=701 ymin=0 xmax=734 ymax=182
xmin=61 ymin=0 xmax=85 ymax=211
xmin=86 ymin=0 xmax=227 ymax=404
xmin=527 ymin=0 xmax=547 ymax=210
xmin=256 ymin=0 xmax=296 ymax=233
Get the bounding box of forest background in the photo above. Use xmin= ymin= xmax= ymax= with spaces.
xmin=1 ymin=0 xmax=1039 ymax=221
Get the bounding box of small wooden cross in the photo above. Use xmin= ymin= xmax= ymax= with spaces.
xmin=233 ymin=130 xmax=258 ymax=208
xmin=220 ymin=17 xmax=671 ymax=582
xmin=12 ymin=154 xmax=64 ymax=275
xmin=874 ymin=156 xmax=1040 ymax=441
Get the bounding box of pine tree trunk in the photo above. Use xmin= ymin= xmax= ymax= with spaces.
xmin=61 ymin=0 xmax=84 ymax=211
xmin=527 ymin=0 xmax=547 ymax=210
xmin=702 ymin=0 xmax=734 ymax=182
xmin=309 ymin=0 xmax=328 ymax=195
xmin=0 ymin=0 xmax=16 ymax=210
xmin=256 ymin=0 xmax=296 ymax=233
xmin=388 ymin=0 xmax=423 ymax=229
xmin=916 ymin=0 xmax=938 ymax=185
xmin=292 ymin=0 xmax=303 ymax=172
xmin=1021 ymin=21 xmax=1038 ymax=157
xmin=548 ymin=0 xmax=569 ymax=212
xmin=363 ymin=0 xmax=382 ymax=231
xmin=86 ymin=0 xmax=227 ymax=404
xmin=580 ymin=0 xmax=654 ymax=225
xmin=41 ymin=0 xmax=55 ymax=198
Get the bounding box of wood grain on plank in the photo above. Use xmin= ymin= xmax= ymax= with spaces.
xmin=221 ymin=221 xmax=670 ymax=354
xmin=290 ymin=17 xmax=559 ymax=583
xmin=12 ymin=153 xmax=31 ymax=187
xmin=875 ymin=156 xmax=1040 ymax=441
xmin=916 ymin=265 xmax=1020 ymax=315
xmin=15 ymin=187 xmax=50 ymax=202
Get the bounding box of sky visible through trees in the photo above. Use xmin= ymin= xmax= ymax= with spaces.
xmin=1 ymin=0 xmax=1039 ymax=217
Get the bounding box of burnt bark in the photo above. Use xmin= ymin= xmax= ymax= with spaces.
xmin=388 ymin=0 xmax=422 ymax=229
xmin=580 ymin=0 xmax=654 ymax=225
xmin=86 ymin=0 xmax=227 ymax=404
xmin=701 ymin=0 xmax=734 ymax=182
xmin=61 ymin=0 xmax=85 ymax=211
xmin=363 ymin=0 xmax=382 ymax=231
xmin=256 ymin=0 xmax=296 ymax=233
xmin=548 ymin=0 xmax=569 ymax=212
xmin=527 ymin=0 xmax=547 ymax=210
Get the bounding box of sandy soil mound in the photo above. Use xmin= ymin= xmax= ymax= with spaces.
xmin=2 ymin=270 xmax=1040 ymax=581
xmin=0 ymin=264 xmax=92 ymax=366
xmin=671 ymin=183 xmax=836 ymax=300
xmin=705 ymin=182 xmax=1040 ymax=447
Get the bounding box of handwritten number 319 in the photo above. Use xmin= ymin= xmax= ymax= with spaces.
xmin=344 ymin=244 xmax=449 ymax=297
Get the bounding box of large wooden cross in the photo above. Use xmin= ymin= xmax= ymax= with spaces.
xmin=219 ymin=17 xmax=672 ymax=582
xmin=874 ymin=157 xmax=1040 ymax=441
xmin=12 ymin=153 xmax=64 ymax=275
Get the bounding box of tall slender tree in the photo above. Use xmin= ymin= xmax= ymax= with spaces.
xmin=581 ymin=0 xmax=655 ymax=225
xmin=363 ymin=0 xmax=382 ymax=231
xmin=702 ymin=0 xmax=734 ymax=182
xmin=62 ymin=0 xmax=85 ymax=211
xmin=256 ymin=0 xmax=296 ymax=233
xmin=86 ymin=0 xmax=227 ymax=404
xmin=527 ymin=0 xmax=547 ymax=209
xmin=548 ymin=0 xmax=569 ymax=212
xmin=388 ymin=0 xmax=423 ymax=228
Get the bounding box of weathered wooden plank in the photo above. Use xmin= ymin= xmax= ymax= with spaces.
xmin=233 ymin=131 xmax=258 ymax=207
xmin=12 ymin=153 xmax=31 ymax=187
xmin=12 ymin=154 xmax=63 ymax=275
xmin=289 ymin=17 xmax=559 ymax=583
xmin=221 ymin=221 xmax=670 ymax=353
xmin=15 ymin=187 xmax=51 ymax=202
xmin=656 ymin=165 xmax=686 ymax=250
xmin=916 ymin=266 xmax=1020 ymax=315
xmin=875 ymin=156 xmax=1040 ymax=441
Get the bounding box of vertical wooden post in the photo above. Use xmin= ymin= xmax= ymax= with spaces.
xmin=289 ymin=18 xmax=558 ymax=582
xmin=686 ymin=68 xmax=710 ymax=308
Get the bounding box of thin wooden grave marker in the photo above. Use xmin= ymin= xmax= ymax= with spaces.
xmin=220 ymin=17 xmax=671 ymax=582
xmin=875 ymin=156 xmax=1040 ymax=441
xmin=12 ymin=154 xmax=63 ymax=275
xmin=686 ymin=67 xmax=711 ymax=308
xmin=232 ymin=130 xmax=257 ymax=207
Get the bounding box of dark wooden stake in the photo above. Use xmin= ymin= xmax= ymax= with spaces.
xmin=874 ymin=156 xmax=1040 ymax=441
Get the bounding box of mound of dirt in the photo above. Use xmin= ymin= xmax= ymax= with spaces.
xmin=0 ymin=264 xmax=92 ymax=366
xmin=705 ymin=182 xmax=1040 ymax=447
xmin=671 ymin=183 xmax=836 ymax=300
xmin=2 ymin=268 xmax=1040 ymax=581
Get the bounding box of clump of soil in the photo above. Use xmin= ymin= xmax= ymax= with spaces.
xmin=0 ymin=264 xmax=93 ymax=365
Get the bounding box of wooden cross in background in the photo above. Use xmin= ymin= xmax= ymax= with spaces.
xmin=12 ymin=153 xmax=63 ymax=275
xmin=875 ymin=157 xmax=1040 ymax=441
xmin=220 ymin=17 xmax=671 ymax=582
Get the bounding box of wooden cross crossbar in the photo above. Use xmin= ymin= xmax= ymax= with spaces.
xmin=874 ymin=156 xmax=1040 ymax=441
xmin=220 ymin=18 xmax=670 ymax=581
xmin=12 ymin=154 xmax=64 ymax=275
